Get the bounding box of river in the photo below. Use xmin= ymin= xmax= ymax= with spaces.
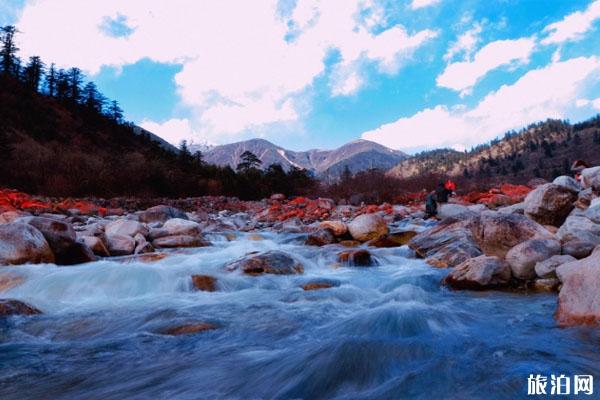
xmin=1 ymin=231 xmax=599 ymax=399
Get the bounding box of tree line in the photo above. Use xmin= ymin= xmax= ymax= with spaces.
xmin=0 ymin=25 xmax=316 ymax=200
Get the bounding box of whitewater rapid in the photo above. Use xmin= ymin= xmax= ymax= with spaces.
xmin=1 ymin=232 xmax=599 ymax=399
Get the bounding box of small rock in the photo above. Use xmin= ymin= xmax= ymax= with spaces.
xmin=533 ymin=278 xmax=560 ymax=292
xmin=152 ymin=235 xmax=209 ymax=248
xmin=191 ymin=275 xmax=217 ymax=292
xmin=105 ymin=219 xmax=149 ymax=238
xmin=81 ymin=236 xmax=110 ymax=257
xmin=562 ymin=239 xmax=596 ymax=259
xmin=319 ymin=221 xmax=348 ymax=236
xmin=301 ymin=279 xmax=340 ymax=291
xmin=337 ymin=249 xmax=375 ymax=267
xmin=106 ymin=234 xmax=136 ymax=256
xmin=225 ymin=251 xmax=304 ymax=275
xmin=305 ymin=228 xmax=336 ymax=246
xmin=0 ymin=299 xmax=42 ymax=316
xmin=160 ymin=322 xmax=218 ymax=335
xmin=139 ymin=205 xmax=188 ymax=224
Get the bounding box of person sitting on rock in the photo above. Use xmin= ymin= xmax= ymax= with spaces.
xmin=425 ymin=180 xmax=456 ymax=219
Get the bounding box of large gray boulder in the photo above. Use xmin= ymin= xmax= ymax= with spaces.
xmin=505 ymin=238 xmax=561 ymax=280
xmin=0 ymin=223 xmax=55 ymax=265
xmin=443 ymin=255 xmax=512 ymax=290
xmin=524 ymin=183 xmax=577 ymax=226
xmin=437 ymin=204 xmax=476 ymax=220
xmin=534 ymin=254 xmax=576 ymax=279
xmin=105 ymin=219 xmax=148 ymax=238
xmin=555 ymin=251 xmax=600 ymax=326
xmin=581 ymin=166 xmax=600 ymax=191
xmin=105 ymin=234 xmax=136 ymax=256
xmin=556 ymin=216 xmax=600 ymax=244
xmin=149 ymin=218 xmax=201 ymax=239
xmin=225 ymin=251 xmax=304 ymax=275
xmin=139 ymin=205 xmax=188 ymax=224
xmin=562 ymin=239 xmax=596 ymax=259
xmin=553 ymin=175 xmax=582 ymax=192
xmin=347 ymin=214 xmax=388 ymax=242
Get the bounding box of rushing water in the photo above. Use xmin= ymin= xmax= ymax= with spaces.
xmin=1 ymin=231 xmax=599 ymax=400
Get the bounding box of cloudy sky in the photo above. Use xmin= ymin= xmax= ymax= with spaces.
xmin=4 ymin=0 xmax=600 ymax=152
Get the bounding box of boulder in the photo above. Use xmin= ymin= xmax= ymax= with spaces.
xmin=151 ymin=218 xmax=201 ymax=239
xmin=437 ymin=204 xmax=476 ymax=220
xmin=555 ymin=251 xmax=600 ymax=326
xmin=524 ymin=183 xmax=577 ymax=226
xmin=105 ymin=219 xmax=149 ymax=238
xmin=562 ymin=239 xmax=596 ymax=259
xmin=556 ymin=216 xmax=600 ymax=244
xmin=534 ymin=254 xmax=576 ymax=279
xmin=225 ymin=251 xmax=304 ymax=275
xmin=581 ymin=166 xmax=600 ymax=191
xmin=337 ymin=249 xmax=375 ymax=267
xmin=139 ymin=205 xmax=188 ymax=224
xmin=0 ymin=223 xmax=54 ymax=265
xmin=19 ymin=216 xmax=95 ymax=265
xmin=552 ymin=175 xmax=582 ymax=193
xmin=134 ymin=233 xmax=154 ymax=254
xmin=0 ymin=210 xmax=30 ymax=224
xmin=443 ymin=256 xmax=512 ymax=290
xmin=505 ymin=239 xmax=561 ymax=280
xmin=0 ymin=299 xmax=42 ymax=316
xmin=409 ymin=218 xmax=483 ymax=268
xmin=496 ymin=202 xmax=525 ymax=215
xmin=319 ymin=221 xmax=348 ymax=237
xmin=82 ymin=236 xmax=110 ymax=257
xmin=305 ymin=229 xmax=336 ymax=246
xmin=191 ymin=275 xmax=217 ymax=292
xmin=105 ymin=234 xmax=136 ymax=256
xmin=583 ymin=203 xmax=600 ymax=224
xmin=347 ymin=214 xmax=389 ymax=242
xmin=469 ymin=212 xmax=554 ymax=258
xmin=368 ymin=231 xmax=417 ymax=248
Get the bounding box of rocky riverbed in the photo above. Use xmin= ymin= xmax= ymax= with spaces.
xmin=1 ymin=167 xmax=600 ymax=397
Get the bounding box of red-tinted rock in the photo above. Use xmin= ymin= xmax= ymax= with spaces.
xmin=0 ymin=299 xmax=42 ymax=316
xmin=191 ymin=275 xmax=217 ymax=292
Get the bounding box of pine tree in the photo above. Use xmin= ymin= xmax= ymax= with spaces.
xmin=82 ymin=81 xmax=104 ymax=112
xmin=107 ymin=100 xmax=123 ymax=123
xmin=22 ymin=56 xmax=45 ymax=92
xmin=67 ymin=67 xmax=83 ymax=103
xmin=45 ymin=63 xmax=57 ymax=97
xmin=236 ymin=151 xmax=262 ymax=172
xmin=0 ymin=26 xmax=19 ymax=76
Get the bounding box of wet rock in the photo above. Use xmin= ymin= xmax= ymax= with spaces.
xmin=305 ymin=228 xmax=336 ymax=246
xmin=347 ymin=214 xmax=389 ymax=242
xmin=0 ymin=223 xmax=54 ymax=265
xmin=152 ymin=235 xmax=209 ymax=248
xmin=81 ymin=236 xmax=110 ymax=257
xmin=581 ymin=166 xmax=600 ymax=191
xmin=338 ymin=249 xmax=375 ymax=267
xmin=134 ymin=233 xmax=154 ymax=254
xmin=470 ymin=212 xmax=555 ymax=258
xmin=160 ymin=322 xmax=218 ymax=335
xmin=553 ymin=175 xmax=582 ymax=193
xmin=301 ymin=279 xmax=340 ymax=291
xmin=191 ymin=275 xmax=217 ymax=292
xmin=534 ymin=254 xmax=576 ymax=279
xmin=105 ymin=233 xmax=136 ymax=256
xmin=339 ymin=240 xmax=361 ymax=248
xmin=505 ymin=239 xmax=561 ymax=280
xmin=524 ymin=183 xmax=577 ymax=226
xmin=19 ymin=216 xmax=95 ymax=265
xmin=556 ymin=216 xmax=600 ymax=244
xmin=0 ymin=299 xmax=42 ymax=316
xmin=105 ymin=219 xmax=149 ymax=238
xmin=369 ymin=231 xmax=418 ymax=248
xmin=443 ymin=256 xmax=511 ymax=290
xmin=409 ymin=218 xmax=483 ymax=268
xmin=139 ymin=205 xmax=188 ymax=224
xmin=116 ymin=252 xmax=169 ymax=264
xmin=562 ymin=239 xmax=596 ymax=259
xmin=0 ymin=272 xmax=25 ymax=292
xmin=555 ymin=251 xmax=600 ymax=326
xmin=438 ymin=204 xmax=476 ymax=220
xmin=319 ymin=221 xmax=348 ymax=237
xmin=225 ymin=251 xmax=304 ymax=275
xmin=533 ymin=278 xmax=560 ymax=292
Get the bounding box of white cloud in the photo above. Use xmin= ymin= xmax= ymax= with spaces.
xmin=542 ymin=0 xmax=600 ymax=45
xmin=363 ymin=56 xmax=600 ymax=151
xmin=15 ymin=0 xmax=436 ymax=143
xmin=140 ymin=118 xmax=201 ymax=146
xmin=410 ymin=0 xmax=441 ymax=10
xmin=576 ymin=97 xmax=600 ymax=110
xmin=444 ymin=22 xmax=482 ymax=62
xmin=437 ymin=37 xmax=536 ymax=95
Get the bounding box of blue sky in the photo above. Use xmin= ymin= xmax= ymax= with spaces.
xmin=5 ymin=0 xmax=600 ymax=152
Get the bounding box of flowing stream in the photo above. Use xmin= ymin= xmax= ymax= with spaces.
xmin=1 ymin=232 xmax=599 ymax=399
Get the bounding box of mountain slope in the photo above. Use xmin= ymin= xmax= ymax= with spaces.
xmin=387 ymin=118 xmax=600 ymax=184
xmin=202 ymin=138 xmax=407 ymax=177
